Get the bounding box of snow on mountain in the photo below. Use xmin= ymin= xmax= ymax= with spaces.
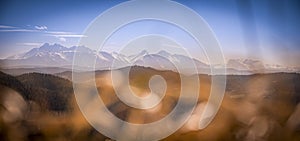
xmin=128 ymin=50 xmax=148 ymax=62
xmin=227 ymin=59 xmax=265 ymax=72
xmin=4 ymin=43 xmax=116 ymax=68
xmin=129 ymin=50 xmax=209 ymax=73
xmin=111 ymin=52 xmax=130 ymax=63
xmin=226 ymin=59 xmax=299 ymax=74
xmin=2 ymin=43 xmax=298 ymax=74
xmin=157 ymin=50 xmax=172 ymax=59
xmin=264 ymin=64 xmax=297 ymax=73
xmin=134 ymin=54 xmax=176 ymax=70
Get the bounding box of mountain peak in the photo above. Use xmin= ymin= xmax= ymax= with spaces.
xmin=3 ymin=43 xmax=298 ymax=74
xmin=42 ymin=43 xmax=50 ymax=47
xmin=39 ymin=43 xmax=66 ymax=52
xmin=157 ymin=50 xmax=171 ymax=57
xmin=71 ymin=45 xmax=92 ymax=52
xmin=39 ymin=43 xmax=50 ymax=49
xmin=140 ymin=50 xmax=148 ymax=55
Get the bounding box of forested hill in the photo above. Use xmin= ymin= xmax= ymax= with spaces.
xmin=0 ymin=71 xmax=73 ymax=112
xmin=0 ymin=71 xmax=30 ymax=99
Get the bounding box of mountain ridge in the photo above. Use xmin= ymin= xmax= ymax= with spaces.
xmin=1 ymin=43 xmax=298 ymax=74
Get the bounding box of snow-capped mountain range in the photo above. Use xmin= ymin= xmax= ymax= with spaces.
xmin=1 ymin=43 xmax=298 ymax=74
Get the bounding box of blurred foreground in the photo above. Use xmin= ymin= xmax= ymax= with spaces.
xmin=0 ymin=66 xmax=300 ymax=141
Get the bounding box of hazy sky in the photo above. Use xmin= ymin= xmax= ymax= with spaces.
xmin=0 ymin=0 xmax=299 ymax=66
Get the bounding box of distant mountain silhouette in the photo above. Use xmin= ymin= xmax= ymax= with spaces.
xmin=1 ymin=43 xmax=298 ymax=74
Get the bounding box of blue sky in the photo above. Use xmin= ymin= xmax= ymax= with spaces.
xmin=0 ymin=0 xmax=299 ymax=66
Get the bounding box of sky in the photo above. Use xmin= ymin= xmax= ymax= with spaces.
xmin=0 ymin=0 xmax=300 ymax=66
